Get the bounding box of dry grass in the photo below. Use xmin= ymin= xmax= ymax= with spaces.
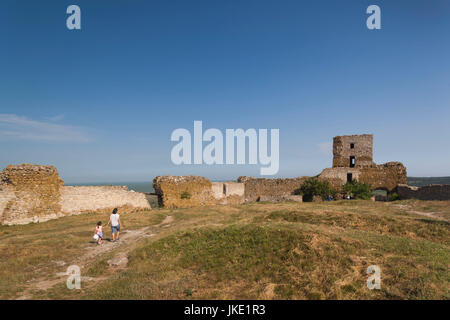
xmin=0 ymin=200 xmax=448 ymax=300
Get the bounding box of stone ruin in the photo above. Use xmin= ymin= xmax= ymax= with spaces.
xmin=0 ymin=164 xmax=151 ymax=225
xmin=153 ymin=176 xmax=245 ymax=208
xmin=396 ymin=184 xmax=450 ymax=201
xmin=237 ymin=176 xmax=305 ymax=203
xmin=0 ymin=164 xmax=63 ymax=225
xmin=152 ymin=175 xmax=304 ymax=208
xmin=3 ymin=134 xmax=444 ymax=221
xmin=153 ymin=134 xmax=409 ymax=208
xmin=318 ymin=134 xmax=407 ymax=192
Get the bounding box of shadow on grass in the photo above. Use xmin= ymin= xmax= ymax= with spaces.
xmin=417 ymin=219 xmax=449 ymax=226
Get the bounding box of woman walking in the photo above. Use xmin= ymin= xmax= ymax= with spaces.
xmin=106 ymin=208 xmax=123 ymax=242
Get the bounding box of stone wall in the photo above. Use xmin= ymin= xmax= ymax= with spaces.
xmin=153 ymin=175 xmax=217 ymax=208
xmin=211 ymin=182 xmax=224 ymax=200
xmin=318 ymin=162 xmax=406 ymax=192
xmin=153 ymin=176 xmax=245 ymax=208
xmin=60 ymin=186 xmax=151 ymax=215
xmin=332 ymin=134 xmax=375 ymax=168
xmin=358 ymin=162 xmax=407 ymax=192
xmin=0 ymin=164 xmax=63 ymax=225
xmin=396 ymin=184 xmax=450 ymax=200
xmin=0 ymin=185 xmax=16 ymax=221
xmin=153 ymin=175 xmax=304 ymax=208
xmin=237 ymin=176 xmax=307 ymax=202
xmin=211 ymin=182 xmax=245 ymax=205
xmin=319 ymin=134 xmax=407 ymax=192
xmin=318 ymin=167 xmax=361 ymax=190
xmin=0 ymin=164 xmax=151 ymax=225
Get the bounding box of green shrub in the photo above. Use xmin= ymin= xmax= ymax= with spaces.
xmin=300 ymin=178 xmax=336 ymax=202
xmin=180 ymin=191 xmax=191 ymax=200
xmin=389 ymin=193 xmax=400 ymax=201
xmin=343 ymin=181 xmax=372 ymax=200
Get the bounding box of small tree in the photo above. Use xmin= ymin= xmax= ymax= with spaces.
xmin=300 ymin=178 xmax=336 ymax=202
xmin=180 ymin=191 xmax=191 ymax=199
xmin=389 ymin=192 xmax=400 ymax=201
xmin=343 ymin=180 xmax=372 ymax=200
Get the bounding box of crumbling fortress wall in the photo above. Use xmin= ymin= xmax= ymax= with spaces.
xmin=0 ymin=135 xmax=423 ymax=216
xmin=60 ymin=186 xmax=150 ymax=215
xmin=153 ymin=135 xmax=445 ymax=204
xmin=237 ymin=176 xmax=305 ymax=202
xmin=319 ymin=134 xmax=407 ymax=192
xmin=358 ymin=162 xmax=407 ymax=191
xmin=0 ymin=164 xmax=151 ymax=225
xmin=396 ymin=184 xmax=450 ymax=201
xmin=153 ymin=134 xmax=408 ymax=207
xmin=318 ymin=167 xmax=361 ymax=190
xmin=153 ymin=175 xmax=306 ymax=208
xmin=211 ymin=182 xmax=246 ymax=205
xmin=0 ymin=165 xmax=64 ymax=225
xmin=153 ymin=176 xmax=217 ymax=208
xmin=153 ymin=176 xmax=245 ymax=208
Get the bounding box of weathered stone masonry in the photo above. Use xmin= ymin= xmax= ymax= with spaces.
xmin=153 ymin=175 xmax=305 ymax=209
xmin=2 ymin=134 xmax=436 ymax=217
xmin=153 ymin=134 xmax=409 ymax=208
xmin=153 ymin=175 xmax=246 ymax=208
xmin=237 ymin=176 xmax=305 ymax=203
xmin=318 ymin=134 xmax=407 ymax=192
xmin=396 ymin=184 xmax=450 ymax=201
xmin=0 ymin=164 xmax=151 ymax=225
xmin=60 ymin=186 xmax=150 ymax=214
xmin=332 ymin=134 xmax=374 ymax=168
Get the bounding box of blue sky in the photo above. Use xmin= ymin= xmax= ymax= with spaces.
xmin=1 ymin=0 xmax=449 ymax=183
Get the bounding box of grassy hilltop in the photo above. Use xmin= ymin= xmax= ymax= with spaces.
xmin=0 ymin=200 xmax=448 ymax=300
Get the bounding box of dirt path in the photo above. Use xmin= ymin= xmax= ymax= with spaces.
xmin=392 ymin=204 xmax=449 ymax=222
xmin=16 ymin=215 xmax=174 ymax=300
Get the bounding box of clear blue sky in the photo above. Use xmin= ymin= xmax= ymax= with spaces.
xmin=1 ymin=0 xmax=449 ymax=183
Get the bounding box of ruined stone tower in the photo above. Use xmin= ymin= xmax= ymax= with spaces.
xmin=319 ymin=134 xmax=407 ymax=191
xmin=332 ymin=134 xmax=375 ymax=168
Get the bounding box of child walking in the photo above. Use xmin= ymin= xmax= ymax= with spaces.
xmin=95 ymin=221 xmax=103 ymax=245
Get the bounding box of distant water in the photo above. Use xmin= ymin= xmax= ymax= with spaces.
xmin=66 ymin=177 xmax=450 ymax=192
xmin=66 ymin=182 xmax=155 ymax=193
xmin=66 ymin=179 xmax=232 ymax=193
xmin=407 ymin=177 xmax=450 ymax=187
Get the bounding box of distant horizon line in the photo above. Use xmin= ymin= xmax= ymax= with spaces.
xmin=64 ymin=176 xmax=450 ymax=185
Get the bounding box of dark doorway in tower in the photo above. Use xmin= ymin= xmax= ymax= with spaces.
xmin=350 ymin=156 xmax=355 ymax=168
xmin=347 ymin=173 xmax=353 ymax=183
